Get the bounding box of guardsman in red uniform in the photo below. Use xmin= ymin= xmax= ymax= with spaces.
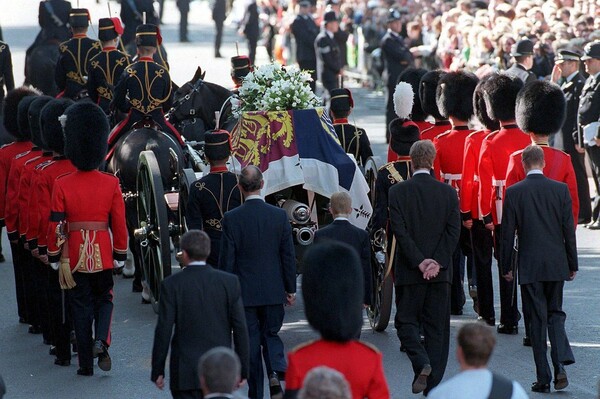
xmin=506 ymin=81 xmax=579 ymax=348
xmin=329 ymin=88 xmax=373 ymax=167
xmin=5 ymin=94 xmax=44 ymax=332
xmin=433 ymin=71 xmax=479 ymax=316
xmin=27 ymin=98 xmax=76 ymax=365
xmin=47 ymin=102 xmax=128 ymax=376
xmin=477 ymin=74 xmax=530 ymax=335
xmin=459 ymin=75 xmax=500 ymax=326
xmin=55 ymin=9 xmax=102 ymax=99
xmin=387 ymin=68 xmax=431 ymax=162
xmin=285 ymin=242 xmax=390 ymax=399
xmin=419 ymin=70 xmax=450 ymax=142
xmin=87 ymin=18 xmax=131 ymax=115
xmin=0 ymin=87 xmax=40 ymax=321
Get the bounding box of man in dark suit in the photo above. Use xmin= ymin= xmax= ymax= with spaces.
xmin=219 ymin=165 xmax=296 ymax=399
xmin=199 ymin=347 xmax=244 ymax=398
xmin=240 ymin=0 xmax=259 ymax=65
xmin=152 ymin=230 xmax=250 ymax=399
xmin=177 ymin=0 xmax=191 ymax=42
xmin=501 ymin=146 xmax=577 ymax=394
xmin=291 ymin=1 xmax=319 ymax=92
xmin=389 ymin=140 xmax=460 ymax=396
xmin=212 ymin=0 xmax=227 ymax=57
xmin=314 ymin=191 xmax=371 ymax=307
xmin=551 ymin=49 xmax=591 ymax=224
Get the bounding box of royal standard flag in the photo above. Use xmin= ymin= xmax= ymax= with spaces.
xmin=232 ymin=108 xmax=372 ymax=229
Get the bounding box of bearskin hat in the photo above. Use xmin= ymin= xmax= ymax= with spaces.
xmin=40 ymin=99 xmax=74 ymax=154
xmin=63 ymin=102 xmax=110 ymax=171
xmin=483 ymin=74 xmax=523 ymax=122
xmin=473 ymin=75 xmax=500 ymax=132
xmin=419 ymin=70 xmax=446 ymax=120
xmin=397 ymin=68 xmax=428 ymax=121
xmin=516 ymin=81 xmax=566 ymax=136
xmin=302 ymin=242 xmax=364 ymax=342
xmin=17 ymin=95 xmax=41 ymax=142
xmin=390 ymin=119 xmax=420 ymax=156
xmin=3 ymin=87 xmax=41 ymax=139
xmin=204 ymin=130 xmax=231 ymax=161
xmin=28 ymin=96 xmax=53 ymax=149
xmin=436 ymin=71 xmax=479 ymax=121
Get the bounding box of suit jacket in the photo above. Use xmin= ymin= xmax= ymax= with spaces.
xmin=380 ymin=30 xmax=413 ymax=87
xmin=291 ymin=14 xmax=319 ymax=63
xmin=504 ymin=63 xmax=536 ymax=84
xmin=577 ymin=74 xmax=600 ymax=132
xmin=389 ymin=173 xmax=460 ymax=286
xmin=314 ymin=219 xmax=372 ymax=305
xmin=501 ymin=174 xmax=577 ymax=285
xmin=151 ymin=264 xmax=250 ymax=391
xmin=560 ymin=72 xmax=585 ymax=152
xmin=219 ymin=199 xmax=296 ymax=306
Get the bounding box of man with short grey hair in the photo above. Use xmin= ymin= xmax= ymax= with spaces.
xmin=199 ymin=347 xmax=242 ymax=398
xmin=151 ymin=230 xmax=249 ymax=399
xmin=219 ymin=165 xmax=296 ymax=399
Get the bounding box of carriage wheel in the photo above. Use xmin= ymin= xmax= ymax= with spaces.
xmin=364 ymin=156 xmax=394 ymax=331
xmin=136 ymin=151 xmax=172 ymax=313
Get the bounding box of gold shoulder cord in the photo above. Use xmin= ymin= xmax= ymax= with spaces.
xmin=385 ymin=163 xmax=403 ymax=183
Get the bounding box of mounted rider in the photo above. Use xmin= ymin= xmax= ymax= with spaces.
xmin=109 ymin=24 xmax=185 ymax=149
xmin=87 ymin=18 xmax=131 ymax=116
xmin=25 ymin=0 xmax=72 ymax=70
xmin=55 ymin=8 xmax=101 ymax=100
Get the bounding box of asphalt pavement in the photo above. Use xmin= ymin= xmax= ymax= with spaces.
xmin=0 ymin=1 xmax=599 ymax=398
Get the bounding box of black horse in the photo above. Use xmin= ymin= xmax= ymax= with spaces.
xmin=168 ymin=67 xmax=236 ymax=141
xmin=25 ymin=43 xmax=60 ymax=96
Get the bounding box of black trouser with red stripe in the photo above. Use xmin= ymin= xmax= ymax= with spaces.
xmin=70 ymin=270 xmax=114 ymax=369
xmin=471 ymin=220 xmax=494 ymax=321
xmin=21 ymin=238 xmax=41 ymax=329
xmin=493 ymin=224 xmax=520 ymax=327
xmin=9 ymin=240 xmax=28 ymax=322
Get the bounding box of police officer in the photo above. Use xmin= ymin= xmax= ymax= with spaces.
xmin=577 ymin=42 xmax=600 ymax=229
xmin=329 ymin=88 xmax=372 ymax=167
xmin=315 ymin=11 xmax=343 ymax=97
xmin=55 ymin=9 xmax=102 ymax=100
xmin=291 ymin=0 xmax=319 ymax=92
xmin=87 ymin=18 xmax=131 ymax=115
xmin=380 ymin=9 xmax=414 ymax=138
xmin=504 ymin=38 xmax=537 ymax=84
xmin=47 ymin=102 xmax=128 ymax=376
xmin=186 ymin=131 xmax=242 ymax=266
xmin=110 ymin=24 xmax=185 ymax=149
xmin=551 ymin=49 xmax=591 ymax=225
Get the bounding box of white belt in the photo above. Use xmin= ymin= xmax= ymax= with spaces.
xmin=492 ymin=178 xmax=506 ymax=187
xmin=443 ymin=173 xmax=462 ymax=181
xmin=474 ymin=174 xmax=479 ymax=182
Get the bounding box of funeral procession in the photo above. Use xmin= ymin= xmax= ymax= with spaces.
xmin=0 ymin=0 xmax=600 ymax=398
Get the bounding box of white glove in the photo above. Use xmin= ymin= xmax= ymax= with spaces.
xmin=114 ymin=260 xmax=125 ymax=268
xmin=375 ymin=251 xmax=385 ymax=264
xmin=50 ymin=262 xmax=59 ymax=271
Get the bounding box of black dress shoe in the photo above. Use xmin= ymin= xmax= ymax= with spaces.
xmin=531 ymin=381 xmax=550 ymax=393
xmin=497 ymin=324 xmax=518 ymax=334
xmin=54 ymin=358 xmax=70 ymax=367
xmin=554 ymin=365 xmax=568 ymax=390
xmin=49 ymin=346 xmax=56 ymax=356
xmin=523 ymin=336 xmax=532 ymax=346
xmin=28 ymin=325 xmax=42 ymax=334
xmin=268 ymin=372 xmax=283 ymax=399
xmin=478 ymin=316 xmax=496 ymax=326
xmin=412 ymin=364 xmax=432 ymax=394
xmin=77 ymin=367 xmax=93 ymax=376
xmin=94 ymin=340 xmax=112 ymax=371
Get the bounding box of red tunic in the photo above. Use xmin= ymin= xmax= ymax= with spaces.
xmin=433 ymin=126 xmax=473 ymax=192
xmin=506 ymin=145 xmax=579 ymax=225
xmin=388 ymin=120 xmax=433 ymax=162
xmin=0 ymin=141 xmax=33 ymax=226
xmin=47 ymin=170 xmax=128 ymax=270
xmin=25 ymin=157 xmax=76 ymax=254
xmin=4 ymin=148 xmax=43 ymax=240
xmin=18 ymin=153 xmax=53 ymax=239
xmin=285 ymin=339 xmax=390 ymax=399
xmin=478 ymin=126 xmax=531 ymax=225
xmin=420 ymin=120 xmax=451 ymax=141
xmin=460 ymin=129 xmax=490 ymax=219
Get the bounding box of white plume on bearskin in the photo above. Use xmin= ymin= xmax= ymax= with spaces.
xmin=393 ymin=81 xmax=414 ymax=120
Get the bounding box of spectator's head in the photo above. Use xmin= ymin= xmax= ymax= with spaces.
xmin=456 ymin=323 xmax=496 ymax=370
xmin=298 ymin=367 xmax=352 ymax=399
xmin=409 ymin=140 xmax=436 ymax=170
xmin=329 ymin=192 xmax=352 ymax=218
xmin=387 ymin=8 xmax=403 ymax=33
xmin=511 ymin=38 xmax=535 ymax=69
xmin=419 ymin=70 xmax=446 ymax=121
xmin=483 ymin=74 xmax=523 ymax=123
xmin=2 ymin=87 xmax=41 ymax=138
xmin=323 ymin=11 xmax=339 ymax=33
xmin=555 ymin=49 xmax=581 ymax=77
xmin=204 ymin=130 xmax=231 ymax=164
xmin=180 ymin=230 xmax=211 ymax=265
xmin=329 ymin=88 xmax=354 ymax=119
xmin=582 ymin=41 xmax=600 ymax=75
xmin=302 ymin=242 xmax=364 ymax=341
xmin=521 ymin=145 xmax=545 ymax=173
xmin=436 ymin=71 xmax=479 ymax=123
xmin=239 ymin=165 xmax=264 ymax=195
xmin=198 ymin=347 xmax=241 ymax=395
xmin=516 ymin=80 xmax=566 ymax=137
xmin=398 ymin=67 xmax=428 ymax=122
xmin=473 ymin=75 xmax=500 ymax=132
